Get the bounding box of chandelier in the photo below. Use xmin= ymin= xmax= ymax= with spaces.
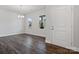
xmin=17 ymin=5 xmax=24 ymax=18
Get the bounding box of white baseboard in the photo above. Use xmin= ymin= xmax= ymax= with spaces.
xmin=67 ymin=47 xmax=79 ymax=52
xmin=46 ymin=40 xmax=79 ymax=52
xmin=25 ymin=32 xmax=46 ymax=38
xmin=0 ymin=32 xmax=23 ymax=37
xmin=45 ymin=39 xmax=52 ymax=43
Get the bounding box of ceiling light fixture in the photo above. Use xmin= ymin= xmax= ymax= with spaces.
xmin=17 ymin=5 xmax=24 ymax=18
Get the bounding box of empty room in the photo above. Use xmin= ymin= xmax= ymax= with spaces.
xmin=0 ymin=5 xmax=79 ymax=54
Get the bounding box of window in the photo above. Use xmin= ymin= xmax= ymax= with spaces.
xmin=27 ymin=18 xmax=32 ymax=28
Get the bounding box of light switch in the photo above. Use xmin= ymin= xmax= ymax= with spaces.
xmin=50 ymin=26 xmax=54 ymax=30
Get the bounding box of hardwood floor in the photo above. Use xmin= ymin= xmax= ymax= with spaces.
xmin=0 ymin=34 xmax=78 ymax=54
xmin=46 ymin=43 xmax=79 ymax=54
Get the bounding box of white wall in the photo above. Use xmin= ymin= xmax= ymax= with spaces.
xmin=45 ymin=6 xmax=73 ymax=47
xmin=0 ymin=9 xmax=24 ymax=37
xmin=24 ymin=9 xmax=46 ymax=37
xmin=24 ymin=6 xmax=79 ymax=52
xmin=73 ymin=6 xmax=79 ymax=48
xmin=45 ymin=5 xmax=79 ymax=52
xmin=24 ymin=6 xmax=72 ymax=47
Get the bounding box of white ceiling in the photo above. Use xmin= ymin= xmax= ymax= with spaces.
xmin=0 ymin=5 xmax=46 ymax=14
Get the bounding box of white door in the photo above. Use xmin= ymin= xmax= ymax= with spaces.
xmin=46 ymin=6 xmax=72 ymax=47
